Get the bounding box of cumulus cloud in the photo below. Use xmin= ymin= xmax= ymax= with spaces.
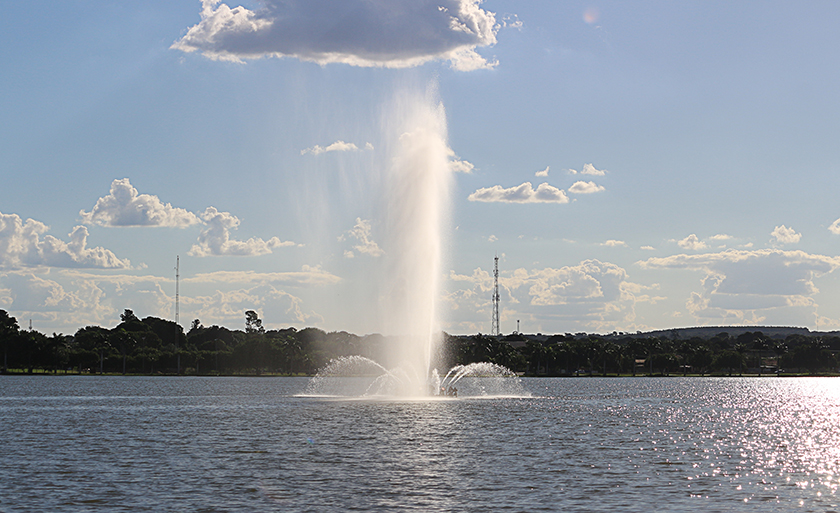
xmin=535 ymin=166 xmax=549 ymax=177
xmin=677 ymin=234 xmax=707 ymax=251
xmin=188 ymin=207 xmax=294 ymax=257
xmin=568 ymin=180 xmax=605 ymax=194
xmin=444 ymin=260 xmax=638 ymax=332
xmin=771 ymin=225 xmax=801 ymax=244
xmin=568 ymin=163 xmax=607 ymax=176
xmin=0 ymin=265 xmax=336 ymax=335
xmin=172 ymin=0 xmax=500 ymax=71
xmin=79 ymin=178 xmax=201 ymax=228
xmin=188 ymin=284 xmax=323 ymax=327
xmin=581 ymin=163 xmax=607 ymax=175
xmin=0 ymin=212 xmax=130 ymax=269
xmin=468 ymin=182 xmax=569 ymax=203
xmin=340 ymin=218 xmax=383 ymax=258
xmin=300 ymin=140 xmax=373 ymax=156
xmin=639 ymin=249 xmax=840 ymax=324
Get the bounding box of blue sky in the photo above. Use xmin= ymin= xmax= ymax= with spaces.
xmin=2 ymin=1 xmax=840 ymax=336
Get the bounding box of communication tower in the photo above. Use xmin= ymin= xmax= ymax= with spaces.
xmin=491 ymin=255 xmax=500 ymax=336
xmin=175 ymin=255 xmax=181 ymax=374
xmin=174 ymin=255 xmax=180 ymax=326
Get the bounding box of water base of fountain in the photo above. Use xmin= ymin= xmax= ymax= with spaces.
xmin=303 ymin=356 xmax=530 ymax=399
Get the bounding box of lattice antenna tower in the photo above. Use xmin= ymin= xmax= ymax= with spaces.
xmin=491 ymin=254 xmax=500 ymax=336
xmin=174 ymin=255 xmax=180 ymax=326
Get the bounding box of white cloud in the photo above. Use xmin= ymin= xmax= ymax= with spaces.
xmin=677 ymin=234 xmax=707 ymax=251
xmin=0 ymin=212 xmax=130 ymax=269
xmin=0 ymin=265 xmax=336 ymax=335
xmin=172 ymin=0 xmax=500 ymax=71
xmin=79 ymin=178 xmax=200 ymax=228
xmin=188 ymin=284 xmax=323 ymax=327
xmin=639 ymin=249 xmax=840 ymax=326
xmin=468 ymin=182 xmax=569 ymax=203
xmin=340 ymin=218 xmax=383 ymax=258
xmin=188 ymin=207 xmax=294 ymax=257
xmin=830 ymin=218 xmax=840 ymax=235
xmin=581 ymin=163 xmax=607 ymax=175
xmin=185 ymin=267 xmax=341 ymax=287
xmin=568 ymin=180 xmax=605 ymax=194
xmin=444 ymin=260 xmax=639 ymax=332
xmin=710 ymin=234 xmax=733 ymax=241
xmin=641 ymin=245 xmax=656 ymax=251
xmin=502 ymin=14 xmax=523 ymax=30
xmin=535 ymin=166 xmax=549 ymax=177
xmin=771 ymin=225 xmax=801 ymax=244
xmin=445 ymin=146 xmax=474 ymax=173
xmin=449 ymin=157 xmax=474 ymax=173
xmin=300 ymin=140 xmax=373 ymax=156
xmin=602 ymin=240 xmax=627 ymax=247
xmin=487 ymin=235 xmax=498 ymax=242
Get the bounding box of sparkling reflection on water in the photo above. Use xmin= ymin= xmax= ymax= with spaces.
xmin=1 ymin=376 xmax=839 ymax=512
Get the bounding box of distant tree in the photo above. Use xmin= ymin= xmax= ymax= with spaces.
xmin=120 ymin=309 xmax=139 ymax=323
xmin=110 ymin=329 xmax=138 ymax=374
xmin=245 ymin=310 xmax=264 ymax=334
xmin=0 ymin=310 xmax=20 ymax=372
xmin=190 ymin=319 xmax=202 ymax=333
xmin=73 ymin=326 xmax=112 ymax=374
xmin=713 ymin=350 xmax=745 ymax=376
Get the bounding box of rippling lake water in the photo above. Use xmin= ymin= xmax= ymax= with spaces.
xmin=2 ymin=376 xmax=839 ymax=512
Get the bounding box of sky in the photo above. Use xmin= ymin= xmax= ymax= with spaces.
xmin=2 ymin=1 xmax=840 ymax=337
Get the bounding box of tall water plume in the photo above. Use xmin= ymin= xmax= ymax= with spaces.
xmin=375 ymin=85 xmax=453 ymax=390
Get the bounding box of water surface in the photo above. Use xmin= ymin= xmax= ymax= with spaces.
xmin=2 ymin=376 xmax=838 ymax=511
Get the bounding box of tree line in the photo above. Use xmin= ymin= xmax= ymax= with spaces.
xmin=1 ymin=308 xmax=838 ymax=375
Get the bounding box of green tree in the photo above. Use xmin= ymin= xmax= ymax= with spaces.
xmin=245 ymin=310 xmax=264 ymax=334
xmin=0 ymin=310 xmax=19 ymax=372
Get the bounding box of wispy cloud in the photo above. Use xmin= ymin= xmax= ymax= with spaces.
xmin=172 ymin=0 xmax=500 ymax=71
xmin=189 ymin=207 xmax=295 ymax=257
xmin=0 ymin=212 xmax=130 ymax=269
xmin=468 ymin=182 xmax=569 ymax=204
xmin=340 ymin=218 xmax=383 ymax=258
xmin=602 ymin=240 xmax=627 ymax=247
xmin=185 ymin=266 xmax=340 ymax=287
xmin=79 ymin=178 xmax=200 ymax=228
xmin=535 ymin=166 xmax=549 ymax=177
xmin=447 ymin=147 xmax=474 ymax=173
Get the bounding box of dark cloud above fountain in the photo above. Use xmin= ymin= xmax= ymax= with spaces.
xmin=172 ymin=0 xmax=499 ymax=70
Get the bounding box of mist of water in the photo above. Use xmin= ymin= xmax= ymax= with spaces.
xmin=375 ymin=86 xmax=453 ymax=386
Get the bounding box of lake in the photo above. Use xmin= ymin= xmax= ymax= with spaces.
xmin=1 ymin=375 xmax=838 ymax=512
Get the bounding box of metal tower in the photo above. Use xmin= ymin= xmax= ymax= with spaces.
xmin=491 ymin=255 xmax=500 ymax=336
xmin=175 ymin=255 xmax=181 ymax=374
xmin=174 ymin=255 xmax=180 ymax=326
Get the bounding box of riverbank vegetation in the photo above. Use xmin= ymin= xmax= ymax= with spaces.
xmin=1 ymin=309 xmax=838 ymax=376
